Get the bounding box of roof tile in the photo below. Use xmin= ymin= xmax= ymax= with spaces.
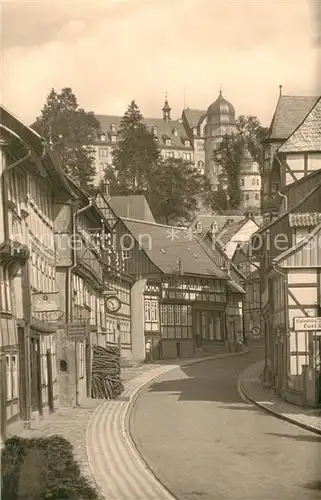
xmin=279 ymin=97 xmax=321 ymax=152
xmin=121 ymin=218 xmax=228 ymax=278
xmin=266 ymin=96 xmax=318 ymax=140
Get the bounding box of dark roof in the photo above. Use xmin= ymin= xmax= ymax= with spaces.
xmin=182 ymin=108 xmax=206 ymax=129
xmin=0 ymin=105 xmax=75 ymax=197
xmin=266 ymin=95 xmax=318 ymax=140
xmin=95 ymin=114 xmax=192 ymax=150
xmin=278 ymin=96 xmax=321 ymax=153
xmin=217 ymin=220 xmax=247 ymax=245
xmin=109 ymin=195 xmax=155 ymax=222
xmin=121 ymin=218 xmax=228 ymax=278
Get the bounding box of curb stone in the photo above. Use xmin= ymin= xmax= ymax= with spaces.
xmin=238 ymin=363 xmax=321 ymax=436
xmin=86 ymin=348 xmax=252 ymax=500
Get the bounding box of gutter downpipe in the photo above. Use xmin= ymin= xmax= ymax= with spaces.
xmin=1 ymin=126 xmax=45 ymax=428
xmin=277 ymin=191 xmax=288 ymax=213
xmin=68 ymin=199 xmax=93 ymax=407
xmin=272 ymin=260 xmax=289 ymax=398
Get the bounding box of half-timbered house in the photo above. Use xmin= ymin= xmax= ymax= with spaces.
xmin=252 ymin=97 xmax=321 ymax=406
xmin=0 ymin=106 xmax=74 ymax=438
xmin=261 ymin=89 xmax=318 ymax=226
xmin=115 ymin=218 xmax=245 ymax=360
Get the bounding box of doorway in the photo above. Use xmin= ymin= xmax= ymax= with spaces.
xmin=30 ymin=337 xmax=42 ymax=414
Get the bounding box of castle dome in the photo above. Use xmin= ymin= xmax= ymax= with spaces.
xmin=206 ymin=90 xmax=236 ymax=126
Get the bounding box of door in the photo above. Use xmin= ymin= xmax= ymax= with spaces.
xmin=30 ymin=338 xmax=42 ymax=413
xmin=195 ymin=310 xmax=202 ymax=347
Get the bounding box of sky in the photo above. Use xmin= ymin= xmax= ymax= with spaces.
xmin=1 ymin=0 xmax=319 ymax=128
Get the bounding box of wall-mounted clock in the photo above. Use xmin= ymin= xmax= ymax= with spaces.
xmin=105 ymin=295 xmax=121 ymax=313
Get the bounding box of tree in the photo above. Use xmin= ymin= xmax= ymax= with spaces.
xmin=149 ymin=158 xmax=211 ymax=225
xmin=213 ymin=115 xmax=266 ymax=211
xmin=33 ymin=87 xmax=100 ymax=192
xmin=236 ymin=115 xmax=267 ymax=163
xmin=106 ymin=101 xmax=160 ymax=194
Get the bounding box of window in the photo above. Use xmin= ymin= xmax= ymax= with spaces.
xmin=255 ymin=194 xmax=259 ymax=200
xmin=100 ymin=134 xmax=106 ymax=142
xmin=240 ymin=178 xmax=244 ymax=186
xmin=252 ymin=178 xmax=256 ymax=185
xmin=197 ymin=142 xmax=204 ymax=151
xmin=185 ymin=140 xmax=190 ymax=147
xmin=79 ymin=342 xmax=85 ymax=378
xmin=160 ymin=304 xmax=192 ymax=338
xmin=153 ymin=126 xmax=158 ymax=136
xmin=172 ymin=128 xmax=178 ymax=136
xmin=246 ymin=194 xmax=250 ymax=200
xmin=186 ymin=153 xmax=191 ymax=161
xmin=110 ymin=123 xmax=116 ymax=132
xmin=99 ymin=148 xmax=108 ymax=157
xmin=256 ymin=179 xmax=260 ymax=185
xmin=166 ymin=139 xmax=171 ymax=146
xmin=144 ymin=297 xmax=159 ymax=331
xmin=0 ymin=268 xmax=12 ymax=312
xmin=6 ymin=354 xmax=18 ymax=401
xmin=122 ymin=249 xmax=131 ymax=260
xmin=271 ymin=181 xmax=279 ymax=192
xmin=111 ymin=135 xmax=117 ymax=143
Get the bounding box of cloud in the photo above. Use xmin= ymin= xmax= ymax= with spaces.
xmin=1 ymin=0 xmax=316 ymax=126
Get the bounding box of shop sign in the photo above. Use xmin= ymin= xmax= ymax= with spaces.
xmin=32 ymin=292 xmax=59 ymax=313
xmin=293 ymin=317 xmax=321 ymax=331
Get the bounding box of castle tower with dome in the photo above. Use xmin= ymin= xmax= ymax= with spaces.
xmin=204 ymin=90 xmax=237 ymax=187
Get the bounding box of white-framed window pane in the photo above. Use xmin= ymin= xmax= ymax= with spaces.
xmin=11 ymin=355 xmax=18 ymax=399
xmin=6 ymin=355 xmax=12 ymax=400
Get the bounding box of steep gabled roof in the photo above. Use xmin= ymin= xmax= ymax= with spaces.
xmin=182 ymin=108 xmax=206 ymax=129
xmin=278 ymin=96 xmax=321 ymax=153
xmin=95 ymin=114 xmax=192 ymax=150
xmin=121 ymin=218 xmax=228 ymax=278
xmin=265 ymin=95 xmax=318 ymax=141
xmin=109 ymin=195 xmax=155 ymax=222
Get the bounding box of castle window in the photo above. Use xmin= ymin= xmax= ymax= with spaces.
xmin=240 ymin=178 xmax=244 ymax=186
xmin=252 ymin=178 xmax=256 ymax=185
xmin=246 ymin=194 xmax=250 ymax=200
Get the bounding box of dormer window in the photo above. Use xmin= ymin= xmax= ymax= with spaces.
xmin=172 ymin=128 xmax=178 ymax=136
xmin=196 ymin=221 xmax=202 ymax=231
xmin=111 ymin=135 xmax=117 ymax=143
xmin=193 ymin=128 xmax=197 ymax=136
xmin=185 ymin=140 xmax=190 ymax=147
xmin=110 ymin=123 xmax=116 ymax=132
xmin=153 ymin=126 xmax=158 ymax=136
xmin=166 ymin=139 xmax=171 ymax=146
xmin=100 ymin=134 xmax=106 ymax=142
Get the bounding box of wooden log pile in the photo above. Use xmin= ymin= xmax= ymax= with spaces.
xmin=91 ymin=344 xmax=124 ymax=399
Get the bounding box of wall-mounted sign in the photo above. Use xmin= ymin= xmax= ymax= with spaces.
xmin=32 ymin=292 xmax=59 ymax=313
xmin=67 ymin=322 xmax=89 ymax=341
xmin=293 ymin=317 xmax=321 ymax=331
xmin=105 ymin=295 xmax=121 ymax=313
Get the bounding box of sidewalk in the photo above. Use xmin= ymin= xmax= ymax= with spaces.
xmin=5 ymin=349 xmax=251 ymax=500
xmin=87 ymin=348 xmax=251 ymax=500
xmin=239 ymin=360 xmax=321 ymax=435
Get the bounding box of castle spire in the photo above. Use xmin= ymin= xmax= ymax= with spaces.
xmin=162 ymin=92 xmax=171 ymax=121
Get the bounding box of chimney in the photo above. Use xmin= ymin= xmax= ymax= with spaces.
xmin=279 ymin=84 xmax=283 ymax=96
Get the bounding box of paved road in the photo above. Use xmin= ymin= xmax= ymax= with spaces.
xmin=130 ymin=349 xmax=321 ymax=500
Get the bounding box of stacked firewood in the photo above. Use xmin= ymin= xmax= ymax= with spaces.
xmin=91 ymin=344 xmax=124 ymax=399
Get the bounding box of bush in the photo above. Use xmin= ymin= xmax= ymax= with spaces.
xmin=1 ymin=435 xmax=101 ymax=500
